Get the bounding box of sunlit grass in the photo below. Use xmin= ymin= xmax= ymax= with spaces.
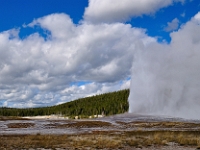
xmin=1 ymin=130 xmax=200 ymax=149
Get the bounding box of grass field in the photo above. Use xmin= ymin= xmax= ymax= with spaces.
xmin=1 ymin=130 xmax=200 ymax=149
xmin=1 ymin=114 xmax=200 ymax=149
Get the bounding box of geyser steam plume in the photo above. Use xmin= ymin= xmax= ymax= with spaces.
xmin=128 ymin=12 xmax=200 ymax=119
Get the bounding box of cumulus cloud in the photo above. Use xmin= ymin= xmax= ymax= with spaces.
xmin=129 ymin=12 xmax=200 ymax=119
xmin=164 ymin=18 xmax=180 ymax=32
xmin=84 ymin=0 xmax=185 ymax=23
xmin=194 ymin=12 xmax=200 ymax=24
xmin=0 ymin=13 xmax=154 ymax=108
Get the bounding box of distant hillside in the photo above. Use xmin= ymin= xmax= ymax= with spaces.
xmin=0 ymin=89 xmax=129 ymax=118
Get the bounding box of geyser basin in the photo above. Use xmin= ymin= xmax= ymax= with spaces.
xmin=128 ymin=12 xmax=200 ymax=120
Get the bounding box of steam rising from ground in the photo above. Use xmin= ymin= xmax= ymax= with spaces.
xmin=129 ymin=12 xmax=200 ymax=119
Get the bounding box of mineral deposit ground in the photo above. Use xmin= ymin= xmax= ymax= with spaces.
xmin=1 ymin=113 xmax=200 ymax=150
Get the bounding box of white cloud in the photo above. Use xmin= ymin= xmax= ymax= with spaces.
xmin=120 ymin=79 xmax=131 ymax=90
xmin=28 ymin=13 xmax=75 ymax=39
xmin=84 ymin=0 xmax=185 ymax=23
xmin=0 ymin=13 xmax=154 ymax=108
xmin=193 ymin=12 xmax=200 ymax=24
xmin=164 ymin=18 xmax=180 ymax=32
xmin=129 ymin=11 xmax=200 ymax=119
xmin=59 ymin=80 xmax=130 ymax=105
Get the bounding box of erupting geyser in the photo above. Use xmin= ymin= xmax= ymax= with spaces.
xmin=128 ymin=12 xmax=200 ymax=119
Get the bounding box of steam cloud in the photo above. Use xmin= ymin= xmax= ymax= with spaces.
xmin=128 ymin=12 xmax=200 ymax=119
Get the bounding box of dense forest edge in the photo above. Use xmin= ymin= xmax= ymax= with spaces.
xmin=0 ymin=89 xmax=129 ymax=119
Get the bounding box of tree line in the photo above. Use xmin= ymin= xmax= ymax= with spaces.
xmin=0 ymin=89 xmax=129 ymax=118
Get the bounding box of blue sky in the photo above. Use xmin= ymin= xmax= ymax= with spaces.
xmin=0 ymin=0 xmax=199 ymax=108
xmin=0 ymin=0 xmax=88 ymax=39
xmin=0 ymin=0 xmax=87 ymax=28
xmin=128 ymin=0 xmax=200 ymax=42
xmin=1 ymin=0 xmax=199 ymax=41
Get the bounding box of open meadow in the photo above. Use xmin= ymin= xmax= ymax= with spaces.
xmin=1 ymin=113 xmax=200 ymax=150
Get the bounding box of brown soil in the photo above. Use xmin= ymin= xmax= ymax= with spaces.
xmin=116 ymin=121 xmax=200 ymax=129
xmin=6 ymin=123 xmax=35 ymax=128
xmin=44 ymin=120 xmax=112 ymax=129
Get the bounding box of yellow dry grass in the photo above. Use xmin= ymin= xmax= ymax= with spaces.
xmin=1 ymin=130 xmax=200 ymax=149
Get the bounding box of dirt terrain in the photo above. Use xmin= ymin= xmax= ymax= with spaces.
xmin=1 ymin=113 xmax=200 ymax=149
